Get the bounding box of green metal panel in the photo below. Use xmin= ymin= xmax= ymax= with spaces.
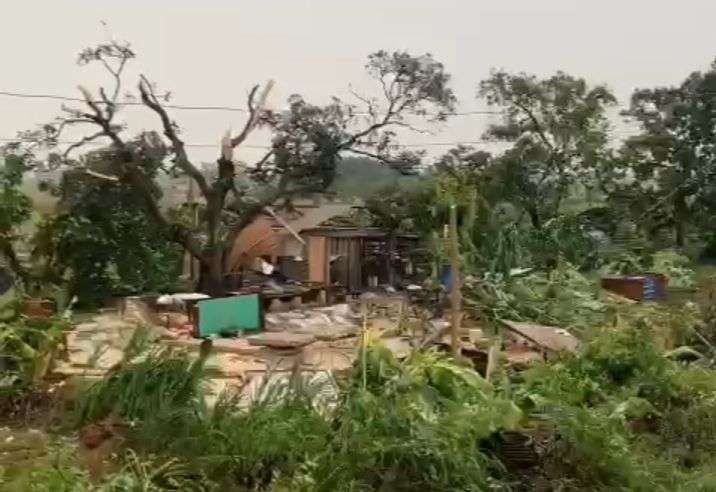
xmin=197 ymin=294 xmax=262 ymax=337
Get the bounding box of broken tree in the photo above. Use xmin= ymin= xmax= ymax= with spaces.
xmin=11 ymin=42 xmax=457 ymax=295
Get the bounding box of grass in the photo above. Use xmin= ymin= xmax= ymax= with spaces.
xmin=75 ymin=336 xmax=209 ymax=425
xmin=5 ymin=261 xmax=716 ymax=491
xmin=67 ymin=341 xmax=523 ymax=491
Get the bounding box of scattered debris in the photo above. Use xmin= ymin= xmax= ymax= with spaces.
xmin=501 ymin=319 xmax=580 ymax=354
xmin=247 ymin=332 xmax=317 ymax=349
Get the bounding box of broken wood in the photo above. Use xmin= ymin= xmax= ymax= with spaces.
xmin=500 ymin=320 xmax=579 ymax=353
xmin=247 ymin=332 xmax=316 ymax=349
xmin=264 ymin=206 xmax=306 ymax=245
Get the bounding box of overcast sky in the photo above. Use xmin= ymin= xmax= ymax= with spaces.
xmin=2 ymin=0 xmax=715 ymax=165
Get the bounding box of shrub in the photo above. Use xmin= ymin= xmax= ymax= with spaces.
xmin=302 ymin=346 xmax=521 ymax=491
xmin=651 ymin=249 xmax=696 ymax=288
xmin=466 ymin=261 xmax=607 ymax=335
xmin=75 ymin=338 xmax=209 ymax=425
xmin=0 ymin=314 xmax=68 ymax=396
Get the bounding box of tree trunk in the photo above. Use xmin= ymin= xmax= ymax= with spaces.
xmin=673 ymin=192 xmax=687 ymax=248
xmin=527 ymin=206 xmax=541 ymax=229
xmin=198 ymin=176 xmax=230 ymax=296
xmin=0 ymin=239 xmax=27 ymax=286
xmin=197 ymin=250 xmax=225 ymax=297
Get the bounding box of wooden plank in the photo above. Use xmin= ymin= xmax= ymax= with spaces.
xmin=264 ymin=206 xmax=306 ymax=245
xmin=308 ymin=236 xmax=327 ymax=283
xmin=347 ymin=238 xmax=362 ymax=291
xmin=247 ymin=332 xmax=316 ymax=349
xmin=500 ymin=320 xmax=579 ymax=353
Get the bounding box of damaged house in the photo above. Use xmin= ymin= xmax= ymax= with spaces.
xmin=224 ymin=197 xmax=419 ymax=298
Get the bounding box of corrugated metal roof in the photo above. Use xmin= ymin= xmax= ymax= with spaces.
xmin=225 ymin=201 xmax=358 ymax=272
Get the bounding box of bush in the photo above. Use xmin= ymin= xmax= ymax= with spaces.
xmin=75 ymin=338 xmax=209 ymax=425
xmin=139 ymin=382 xmax=333 ymax=490
xmin=651 ymin=249 xmax=696 ymax=288
xmin=0 ymin=314 xmax=68 ymax=396
xmin=88 ymin=342 xmax=521 ymax=491
xmin=603 ymin=249 xmax=696 ymax=289
xmin=301 ymin=346 xmax=521 ymax=491
xmin=466 ymin=261 xmax=607 ymax=334
xmin=64 ymin=316 xmax=716 ymax=492
xmin=477 ymin=215 xmax=601 ymax=276
xmin=525 ymin=215 xmax=601 ymax=271
xmin=515 ymin=313 xmax=716 ymax=491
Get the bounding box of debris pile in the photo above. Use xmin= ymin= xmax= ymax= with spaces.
xmin=264 ymin=303 xmax=360 ymax=340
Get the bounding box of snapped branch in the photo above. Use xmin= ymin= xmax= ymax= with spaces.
xmin=138 ymin=75 xmax=210 ymax=198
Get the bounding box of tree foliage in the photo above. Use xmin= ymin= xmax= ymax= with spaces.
xmin=33 ymin=144 xmax=182 ymax=304
xmin=479 ymin=70 xmax=616 ymax=228
xmin=9 ymin=42 xmax=456 ymax=295
xmin=603 ymin=60 xmax=716 ymax=247
xmin=0 ymin=155 xmax=32 ymax=281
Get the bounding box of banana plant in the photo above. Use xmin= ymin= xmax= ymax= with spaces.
xmin=0 ymin=316 xmax=66 ymax=389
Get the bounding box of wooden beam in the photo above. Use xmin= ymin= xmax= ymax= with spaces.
xmin=448 ymin=203 xmax=462 ymax=359
xmin=264 ymin=206 xmax=306 ymax=245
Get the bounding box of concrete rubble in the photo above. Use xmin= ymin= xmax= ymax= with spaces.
xmin=247 ymin=332 xmax=317 ymax=349
xmin=52 ymin=295 xmax=564 ymax=406
xmin=52 ymin=300 xmax=394 ymax=405
xmin=58 ymin=314 xmax=138 ymax=373
xmin=263 ymin=303 xmax=360 ymax=340
xmin=0 ymin=427 xmax=49 ymax=470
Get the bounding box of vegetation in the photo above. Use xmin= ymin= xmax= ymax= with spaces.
xmin=2 ymin=37 xmax=716 ymax=492
xmin=32 ymin=150 xmax=183 ymax=305
xmin=605 ymin=61 xmax=716 ymax=248
xmin=478 ymin=70 xmax=615 ymax=229
xmin=9 ymin=42 xmax=457 ymax=296
xmin=0 ymin=155 xmax=32 ymax=282
xmin=75 ymin=338 xmax=209 ymax=425
xmin=0 ymin=311 xmax=68 ymax=397
xmin=7 ymin=295 xmax=716 ymax=491
xmin=603 ymin=249 xmax=697 ymax=289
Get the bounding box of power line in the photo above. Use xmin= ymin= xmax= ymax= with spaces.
xmin=6 ymin=87 xmax=716 ymax=118
xmin=0 ymin=90 xmax=647 ymax=150
xmin=0 ymin=137 xmax=495 ymax=149
xmin=0 ymin=90 xmax=251 ymax=113
xmin=0 ymin=89 xmax=501 ymax=116
xmin=0 ymin=134 xmax=646 ymax=150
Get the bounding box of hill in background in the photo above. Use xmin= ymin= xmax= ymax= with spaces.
xmin=330 ymin=157 xmax=419 ymax=199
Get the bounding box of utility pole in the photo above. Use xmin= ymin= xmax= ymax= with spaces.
xmin=186 ymin=177 xmax=197 ymax=282
xmin=448 ymin=203 xmax=462 ymax=358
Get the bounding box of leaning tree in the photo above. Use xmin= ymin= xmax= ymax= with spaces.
xmin=9 ymin=41 xmax=456 ymax=295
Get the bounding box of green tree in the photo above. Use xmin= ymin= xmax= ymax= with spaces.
xmin=604 ymin=60 xmax=716 ymax=247
xmin=13 ymin=43 xmax=456 ymax=295
xmin=479 ymin=70 xmax=616 ymax=228
xmin=0 ymin=155 xmax=32 ymax=282
xmin=33 ymin=144 xmax=182 ymax=304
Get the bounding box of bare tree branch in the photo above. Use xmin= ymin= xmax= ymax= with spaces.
xmin=337 ymin=83 xmax=420 ymax=151
xmin=72 ymin=85 xmax=127 ymax=151
xmin=513 ymin=100 xmax=554 ymax=151
xmin=228 ymin=85 xmax=260 ymax=149
xmin=83 ymin=168 xmax=119 ymax=182
xmin=348 ymin=85 xmax=378 ymax=122
xmin=346 ymin=147 xmax=400 ymax=162
xmin=391 ymin=120 xmax=433 ymax=135
xmin=138 ymin=75 xmax=210 ymax=197
xmin=62 ymin=131 xmax=107 ymax=158
xmin=252 ymin=149 xmax=275 ymax=173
